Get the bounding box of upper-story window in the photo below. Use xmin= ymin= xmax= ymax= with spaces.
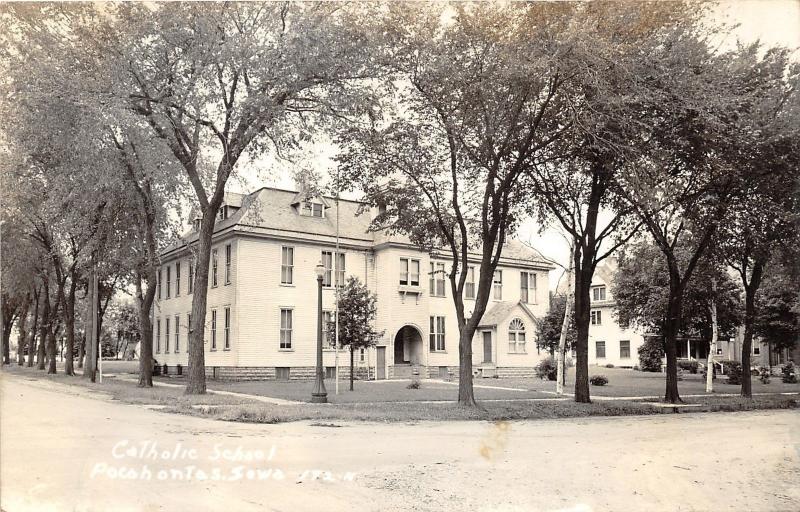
xmin=301 ymin=201 xmax=325 ymax=218
xmin=429 ymin=262 xmax=446 ymax=297
xmin=188 ymin=260 xmax=194 ymax=294
xmin=521 ymin=272 xmax=536 ymax=304
xmin=399 ymin=258 xmax=420 ymax=286
xmin=175 ymin=262 xmax=181 ymax=296
xmin=281 ymin=246 xmax=294 ymax=285
xmin=591 ymin=310 xmax=602 ymax=325
xmin=321 ymin=251 xmax=345 ymax=287
xmin=493 ymin=270 xmax=503 ymax=300
xmin=217 ymin=206 xmax=228 ymax=221
xmin=592 ymin=285 xmax=607 ymax=302
xmin=157 ymin=269 xmax=162 ymax=300
xmin=225 ymin=244 xmax=232 ymax=285
xmin=166 ymin=265 xmax=171 ymax=299
xmin=465 ymin=266 xmax=475 ymax=299
xmin=211 ymin=249 xmax=218 ymax=287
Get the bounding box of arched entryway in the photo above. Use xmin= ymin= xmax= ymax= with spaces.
xmin=394 ymin=325 xmax=423 ymax=365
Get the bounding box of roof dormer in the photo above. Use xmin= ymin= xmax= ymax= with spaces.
xmin=290 ymin=191 xmax=330 ymax=219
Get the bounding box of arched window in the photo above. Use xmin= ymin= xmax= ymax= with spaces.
xmin=508 ymin=318 xmax=526 ymax=353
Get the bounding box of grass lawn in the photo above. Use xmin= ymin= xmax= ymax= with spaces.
xmin=5 ymin=363 xmax=798 ymax=424
xmin=205 ymin=378 xmax=553 ymax=403
xmin=471 ymin=365 xmax=800 ymax=398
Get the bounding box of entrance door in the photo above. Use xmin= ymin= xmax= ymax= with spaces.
xmin=376 ymin=347 xmax=386 ymax=379
xmin=483 ymin=332 xmax=492 ymax=363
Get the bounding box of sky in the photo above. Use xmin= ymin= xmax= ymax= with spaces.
xmin=226 ymin=0 xmax=800 ymax=288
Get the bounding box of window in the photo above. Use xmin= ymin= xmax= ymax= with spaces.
xmin=157 ymin=270 xmax=162 ymax=300
xmin=224 ymin=307 xmax=231 ymax=349
xmin=323 ymin=311 xmax=336 ymax=348
xmin=596 ymin=341 xmax=606 ymax=359
xmin=217 ymin=206 xmax=227 ymax=220
xmin=165 ymin=317 xmax=170 ymax=353
xmin=429 ymin=262 xmax=445 ymax=297
xmin=175 ymin=263 xmax=181 ymax=296
xmin=174 ymin=315 xmax=180 ymax=353
xmin=429 ymin=316 xmax=446 ymax=351
xmin=359 ymin=348 xmax=365 ymax=362
xmin=188 ymin=261 xmax=194 ymax=294
xmin=493 ymin=270 xmax=503 ymax=300
xmin=336 ymin=252 xmax=345 ymax=287
xmin=620 ymin=340 xmax=630 ymax=359
xmin=225 ymin=244 xmax=232 ymax=285
xmin=399 ymin=258 xmax=420 ymax=286
xmin=592 ymin=286 xmax=607 ymax=302
xmin=280 ymin=309 xmax=293 ymax=349
xmin=187 ymin=313 xmax=192 ymax=337
xmin=465 ymin=267 xmax=475 ymax=299
xmin=211 ymin=249 xmax=218 ymax=287
xmin=591 ymin=310 xmax=602 ymax=325
xmin=301 ymin=201 xmax=325 ymax=218
xmin=210 ymin=309 xmax=217 ymax=350
xmin=166 ymin=266 xmax=171 ymax=299
xmin=321 ymin=251 xmax=333 ymax=287
xmin=281 ymin=247 xmax=294 ymax=285
xmin=508 ymin=318 xmax=526 ymax=353
xmin=155 ymin=319 xmax=161 ymax=353
xmin=275 ymin=367 xmax=290 ymax=380
xmin=321 ymin=251 xmax=345 ymax=287
xmin=753 ymin=345 xmax=761 ymax=356
xmin=521 ymin=272 xmax=536 ymax=304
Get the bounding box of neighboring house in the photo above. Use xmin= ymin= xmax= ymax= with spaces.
xmin=586 ymin=260 xmax=645 ymax=368
xmin=153 ymin=187 xmax=554 ymax=380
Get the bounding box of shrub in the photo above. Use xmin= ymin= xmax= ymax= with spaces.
xmin=782 ymin=362 xmax=798 ymax=384
xmin=677 ymin=360 xmax=699 ymax=374
xmin=725 ymin=362 xmax=743 ymax=385
xmin=638 ymin=337 xmax=664 ymax=372
xmin=605 ymin=363 xmax=615 ymax=368
xmin=590 ymin=375 xmax=608 ymax=386
xmin=535 ymin=357 xmax=558 ymax=381
xmin=717 ymin=360 xmax=739 ymax=375
xmin=406 ymin=379 xmax=421 ymax=389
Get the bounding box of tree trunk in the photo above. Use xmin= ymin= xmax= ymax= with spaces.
xmin=136 ymin=270 xmax=155 ymax=387
xmin=17 ymin=299 xmax=30 ymax=366
xmin=83 ymin=269 xmax=97 ymax=381
xmin=663 ymin=290 xmax=683 ymax=403
xmin=572 ymin=252 xmax=593 ymax=403
xmin=457 ymin=327 xmax=477 ymax=406
xmin=63 ymin=273 xmax=77 ymax=376
xmin=2 ymin=316 xmax=13 ymax=365
xmin=37 ymin=284 xmax=50 ymax=371
xmin=557 ymin=245 xmax=575 ymax=395
xmin=706 ymin=279 xmax=718 ymax=393
xmin=28 ymin=289 xmax=40 ymax=368
xmin=46 ymin=326 xmax=57 ymax=374
xmin=186 ymin=213 xmax=217 ymax=395
xmin=349 ymin=346 xmax=354 ymax=391
xmin=740 ymin=260 xmax=764 ymax=399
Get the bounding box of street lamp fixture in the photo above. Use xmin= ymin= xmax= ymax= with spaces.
xmin=311 ymin=262 xmax=328 ymax=403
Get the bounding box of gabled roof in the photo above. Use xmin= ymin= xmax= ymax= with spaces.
xmin=289 ymin=191 xmax=332 ymax=209
xmin=477 ymin=300 xmax=540 ymax=329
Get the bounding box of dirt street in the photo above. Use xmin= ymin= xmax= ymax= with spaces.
xmin=1 ymin=374 xmax=798 ymax=511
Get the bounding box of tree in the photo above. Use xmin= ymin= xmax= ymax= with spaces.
xmin=104 ymin=2 xmax=376 ymax=394
xmin=755 ymin=258 xmax=800 ymax=358
xmin=338 ymin=2 xmax=573 ymax=406
xmin=615 ymin=36 xmax=761 ymax=403
xmin=333 ymin=277 xmax=383 ymax=391
xmin=717 ymin=45 xmax=800 ymax=398
xmin=536 ymin=294 xmax=576 ymax=357
xmin=614 ymin=241 xmax=742 ymax=353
